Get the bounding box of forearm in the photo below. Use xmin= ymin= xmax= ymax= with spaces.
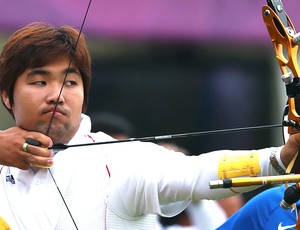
xmin=157 ymin=147 xmax=281 ymax=201
xmin=107 ymin=145 xmax=282 ymax=218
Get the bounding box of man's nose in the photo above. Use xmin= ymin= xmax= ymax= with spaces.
xmin=46 ymin=84 xmax=65 ymax=104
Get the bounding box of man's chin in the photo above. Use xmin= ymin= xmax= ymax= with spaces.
xmin=48 ymin=127 xmax=75 ymax=145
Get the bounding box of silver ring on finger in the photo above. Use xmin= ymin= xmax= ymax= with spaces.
xmin=22 ymin=143 xmax=29 ymax=152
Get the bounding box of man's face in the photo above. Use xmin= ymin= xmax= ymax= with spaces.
xmin=2 ymin=57 xmax=84 ymax=144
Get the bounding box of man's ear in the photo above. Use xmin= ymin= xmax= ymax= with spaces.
xmin=1 ymin=91 xmax=11 ymax=109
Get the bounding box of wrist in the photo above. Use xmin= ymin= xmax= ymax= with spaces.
xmin=270 ymin=148 xmax=287 ymax=175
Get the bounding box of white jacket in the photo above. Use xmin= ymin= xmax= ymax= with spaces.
xmin=0 ymin=114 xmax=279 ymax=229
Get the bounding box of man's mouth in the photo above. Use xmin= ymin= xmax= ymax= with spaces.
xmin=43 ymin=107 xmax=67 ymax=116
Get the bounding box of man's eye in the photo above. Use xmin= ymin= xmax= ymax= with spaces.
xmin=65 ymin=81 xmax=77 ymax=86
xmin=31 ymin=81 xmax=46 ymax=85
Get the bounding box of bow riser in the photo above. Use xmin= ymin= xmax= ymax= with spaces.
xmin=263 ymin=4 xmax=300 ymax=134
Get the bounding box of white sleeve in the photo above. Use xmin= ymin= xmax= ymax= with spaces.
xmin=107 ymin=142 xmax=281 ymax=219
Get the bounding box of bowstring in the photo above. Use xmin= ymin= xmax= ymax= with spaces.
xmin=46 ymin=0 xmax=92 ymax=135
xmin=45 ymin=1 xmax=92 ymax=229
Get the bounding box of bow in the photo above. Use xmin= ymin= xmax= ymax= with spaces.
xmin=209 ymin=1 xmax=300 ymax=183
xmin=210 ymin=2 xmax=300 ymax=227
xmin=263 ymin=0 xmax=300 ymax=135
xmin=263 ymin=1 xmax=300 ymax=228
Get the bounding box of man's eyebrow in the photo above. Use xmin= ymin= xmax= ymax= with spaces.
xmin=27 ymin=69 xmax=49 ymax=77
xmin=63 ymin=67 xmax=80 ymax=75
xmin=26 ymin=67 xmax=80 ymax=78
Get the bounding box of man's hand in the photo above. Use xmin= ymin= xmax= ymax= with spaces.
xmin=280 ymin=133 xmax=300 ymax=172
xmin=0 ymin=127 xmax=53 ymax=169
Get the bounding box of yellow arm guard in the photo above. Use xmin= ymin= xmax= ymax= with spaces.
xmin=0 ymin=217 xmax=11 ymax=230
xmin=218 ymin=151 xmax=260 ymax=179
